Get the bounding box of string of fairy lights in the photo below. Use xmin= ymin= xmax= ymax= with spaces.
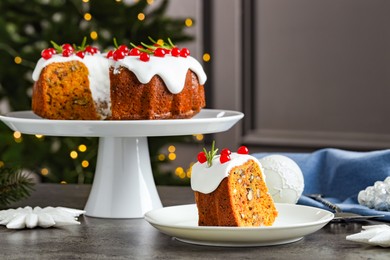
xmin=2 ymin=0 xmax=211 ymax=183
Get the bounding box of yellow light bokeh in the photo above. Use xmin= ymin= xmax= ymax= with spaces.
xmin=158 ymin=154 xmax=166 ymax=161
xmin=70 ymin=151 xmax=78 ymax=159
xmin=203 ymin=53 xmax=211 ymax=62
xmin=157 ymin=39 xmax=164 ymax=46
xmin=179 ymin=171 xmax=186 ymax=179
xmin=146 ymin=0 xmax=154 ymax=4
xmin=90 ymin=31 xmax=98 ymax=40
xmin=14 ymin=56 xmax=22 ymax=64
xmin=13 ymin=131 xmax=22 ymax=143
xmin=82 ymin=0 xmax=89 ymax=3
xmin=194 ymin=134 xmax=204 ymax=141
xmin=78 ymin=144 xmax=87 ymax=152
xmin=35 ymin=134 xmax=44 ymax=139
xmin=137 ymin=13 xmax=145 ymax=21
xmin=81 ymin=160 xmax=89 ymax=168
xmin=84 ymin=13 xmax=92 ymax=21
xmin=185 ymin=18 xmax=193 ymax=27
xmin=0 ymin=161 xmax=4 ymax=168
xmin=175 ymin=167 xmax=184 ymax=176
xmin=168 ymin=145 xmax=176 ymax=153
xmin=13 ymin=131 xmax=21 ymax=139
xmin=60 ymin=181 xmax=67 ymax=184
xmin=41 ymin=168 xmax=49 ymax=176
xmin=168 ymin=153 xmax=176 ymax=161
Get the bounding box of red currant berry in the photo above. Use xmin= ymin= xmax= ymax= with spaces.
xmin=41 ymin=48 xmax=53 ymax=59
xmin=237 ymin=146 xmax=249 ymax=154
xmin=62 ymin=43 xmax=74 ymax=52
xmin=128 ymin=48 xmax=141 ymax=56
xmin=62 ymin=49 xmax=73 ymax=57
xmin=76 ymin=51 xmax=85 ymax=59
xmin=48 ymin=48 xmax=57 ymax=55
xmin=197 ymin=151 xmax=207 ymax=164
xmin=118 ymin=45 xmax=129 ymax=53
xmin=113 ymin=49 xmax=126 ymax=60
xmin=85 ymin=45 xmax=99 ymax=55
xmin=154 ymin=48 xmax=166 ymax=57
xmin=221 ymin=148 xmax=231 ymax=156
xmin=140 ymin=52 xmax=150 ymax=62
xmin=180 ymin=48 xmax=190 ymax=58
xmin=164 ymin=48 xmax=171 ymax=54
xmin=171 ymin=47 xmax=180 ymax=57
xmin=106 ymin=50 xmax=114 ymax=58
xmin=220 ymin=154 xmax=231 ymax=164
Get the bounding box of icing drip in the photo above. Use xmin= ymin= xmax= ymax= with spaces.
xmin=111 ymin=55 xmax=207 ymax=94
xmin=191 ymin=153 xmax=264 ymax=194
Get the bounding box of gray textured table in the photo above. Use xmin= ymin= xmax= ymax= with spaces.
xmin=1 ymin=184 xmax=389 ymax=259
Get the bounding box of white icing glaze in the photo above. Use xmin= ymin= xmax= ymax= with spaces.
xmin=82 ymin=55 xmax=111 ymax=119
xmin=111 ymin=55 xmax=207 ymax=94
xmin=259 ymin=155 xmax=304 ymax=204
xmin=191 ymin=153 xmax=264 ymax=194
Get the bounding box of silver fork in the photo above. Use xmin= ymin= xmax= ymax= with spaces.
xmin=307 ymin=194 xmax=384 ymax=221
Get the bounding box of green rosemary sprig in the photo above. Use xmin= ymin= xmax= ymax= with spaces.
xmin=130 ymin=37 xmax=177 ymax=54
xmin=50 ymin=40 xmax=62 ymax=53
xmin=50 ymin=37 xmax=88 ymax=53
xmin=203 ymin=140 xmax=218 ymax=167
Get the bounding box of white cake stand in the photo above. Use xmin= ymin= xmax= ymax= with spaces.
xmin=0 ymin=109 xmax=243 ymax=219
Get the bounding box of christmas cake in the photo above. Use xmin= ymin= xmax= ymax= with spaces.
xmin=191 ymin=143 xmax=278 ymax=227
xmin=32 ymin=39 xmax=206 ymax=120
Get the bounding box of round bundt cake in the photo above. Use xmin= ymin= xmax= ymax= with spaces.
xmin=32 ymin=40 xmax=207 ymax=120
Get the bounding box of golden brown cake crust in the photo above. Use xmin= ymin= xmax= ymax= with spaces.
xmin=109 ymin=66 xmax=205 ymax=120
xmin=32 ymin=61 xmax=100 ymax=120
xmin=195 ymin=159 xmax=278 ymax=227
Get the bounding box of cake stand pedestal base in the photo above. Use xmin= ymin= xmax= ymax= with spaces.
xmin=84 ymin=136 xmax=162 ymax=218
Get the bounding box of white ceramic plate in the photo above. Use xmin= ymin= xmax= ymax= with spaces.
xmin=144 ymin=204 xmax=334 ymax=247
xmin=0 ymin=109 xmax=243 ymax=137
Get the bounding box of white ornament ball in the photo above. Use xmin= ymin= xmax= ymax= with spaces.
xmin=259 ymin=155 xmax=305 ymax=204
xmin=358 ymin=176 xmax=390 ymax=211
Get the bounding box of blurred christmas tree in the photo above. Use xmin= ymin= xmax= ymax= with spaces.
xmin=0 ymin=0 xmax=199 ymax=185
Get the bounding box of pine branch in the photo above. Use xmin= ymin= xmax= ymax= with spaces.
xmin=0 ymin=167 xmax=35 ymax=207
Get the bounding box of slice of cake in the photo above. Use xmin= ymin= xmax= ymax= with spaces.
xmin=32 ymin=52 xmax=110 ymax=120
xmin=191 ymin=142 xmax=278 ymax=227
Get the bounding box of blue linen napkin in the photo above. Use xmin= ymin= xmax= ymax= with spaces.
xmin=253 ymin=148 xmax=390 ymax=221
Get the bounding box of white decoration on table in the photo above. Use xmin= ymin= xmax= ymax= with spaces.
xmin=346 ymin=225 xmax=390 ymax=247
xmin=358 ymin=176 xmax=390 ymax=211
xmin=259 ymin=155 xmax=305 ymax=204
xmin=0 ymin=206 xmax=85 ymax=229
